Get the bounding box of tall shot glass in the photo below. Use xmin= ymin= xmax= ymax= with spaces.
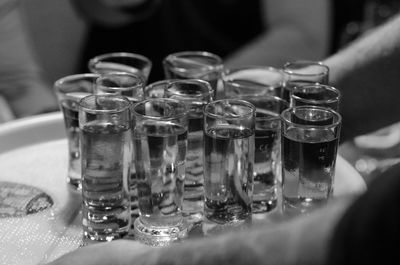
xmin=54 ymin=73 xmax=99 ymax=190
xmin=290 ymin=84 xmax=341 ymax=111
xmin=282 ymin=60 xmax=329 ymax=102
xmin=79 ymin=95 xmax=132 ymax=242
xmin=203 ymin=99 xmax=255 ymax=225
xmin=281 ymin=106 xmax=341 ymax=216
xmin=163 ymin=51 xmax=223 ymax=99
xmin=165 ymin=79 xmax=213 ymax=223
xmin=132 ymin=98 xmax=189 ymax=246
xmin=95 ymin=72 xmax=144 ymax=221
xmin=89 ymin=52 xmax=152 ymax=84
xmin=239 ymin=95 xmax=289 ymax=213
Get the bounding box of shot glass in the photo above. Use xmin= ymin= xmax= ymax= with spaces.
xmin=95 ymin=72 xmax=144 ymax=221
xmin=282 ymin=60 xmax=329 ymax=102
xmin=239 ymin=95 xmax=289 ymax=213
xmin=163 ymin=51 xmax=223 ymax=99
xmin=223 ymin=66 xmax=284 ymax=98
xmin=54 ymin=73 xmax=99 ymax=190
xmin=79 ymin=95 xmax=132 ymax=241
xmin=132 ymin=98 xmax=189 ymax=246
xmin=290 ymin=84 xmax=341 ymax=111
xmin=94 ymin=72 xmax=144 ymax=103
xmin=88 ymin=52 xmax=152 ymax=84
xmin=281 ymin=106 xmax=341 ymax=216
xmin=203 ymin=99 xmax=255 ymax=225
xmin=165 ymin=79 xmax=213 ymax=223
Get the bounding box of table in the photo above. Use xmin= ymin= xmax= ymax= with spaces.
xmin=0 ymin=112 xmax=367 ymax=265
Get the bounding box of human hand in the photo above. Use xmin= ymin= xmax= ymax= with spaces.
xmin=47 ymin=240 xmax=152 ymax=265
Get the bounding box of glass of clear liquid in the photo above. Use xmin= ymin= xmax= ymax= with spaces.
xmin=132 ymin=98 xmax=189 ymax=247
xmin=54 ymin=73 xmax=99 ymax=190
xmin=203 ymin=99 xmax=255 ymax=227
xmin=165 ymin=79 xmax=213 ymax=224
xmin=79 ymin=95 xmax=132 ymax=242
xmin=95 ymin=72 xmax=145 ymax=223
xmin=281 ymin=106 xmax=342 ymax=216
xmin=239 ymin=95 xmax=289 ymax=214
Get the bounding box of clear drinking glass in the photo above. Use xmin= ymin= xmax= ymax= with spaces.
xmin=281 ymin=106 xmax=341 ymax=216
xmin=163 ymin=51 xmax=223 ymax=99
xmin=165 ymin=79 xmax=213 ymax=223
xmin=95 ymin=72 xmax=144 ymax=222
xmin=239 ymin=95 xmax=289 ymax=213
xmin=223 ymin=66 xmax=284 ymax=98
xmin=54 ymin=73 xmax=99 ymax=190
xmin=132 ymin=98 xmax=189 ymax=246
xmin=290 ymin=84 xmax=341 ymax=111
xmin=79 ymin=95 xmax=132 ymax=241
xmin=203 ymin=99 xmax=255 ymax=225
xmin=88 ymin=52 xmax=152 ymax=84
xmin=282 ymin=60 xmax=329 ymax=102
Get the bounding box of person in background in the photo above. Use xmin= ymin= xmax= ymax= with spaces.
xmin=0 ymin=1 xmax=58 ymax=122
xmin=48 ymin=12 xmax=400 ymax=265
xmin=71 ymin=0 xmax=331 ymax=82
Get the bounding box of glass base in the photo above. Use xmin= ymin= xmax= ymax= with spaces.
xmin=133 ymin=218 xmax=189 ymax=247
xmin=282 ymin=197 xmax=328 ymax=217
xmin=83 ymin=230 xmax=128 ymax=242
xmin=201 ymin=217 xmax=252 ymax=237
xmin=252 ymin=198 xmax=278 ymax=213
xmin=182 ymin=194 xmax=204 ymax=225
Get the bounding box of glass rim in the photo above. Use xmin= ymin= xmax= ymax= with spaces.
xmin=291 ymin=84 xmax=341 ymax=104
xmin=132 ymin=98 xmax=188 ymax=120
xmin=54 ymin=73 xmax=100 ymax=89
xmin=89 ymin=52 xmax=152 ymax=64
xmin=203 ymin=99 xmax=256 ymax=120
xmin=163 ymin=50 xmax=223 ymax=73
xmin=96 ymin=72 xmax=144 ymax=87
xmin=79 ymin=94 xmax=132 ymax=114
xmin=223 ymin=65 xmax=284 ymax=89
xmin=281 ymin=105 xmax=342 ymax=128
xmin=145 ymin=79 xmax=176 ymax=89
xmin=166 ymin=79 xmax=213 ymax=99
xmin=282 ymin=60 xmax=329 ymax=77
xmin=238 ymin=95 xmax=289 ymax=120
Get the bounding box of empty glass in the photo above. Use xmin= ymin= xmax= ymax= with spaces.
xmin=88 ymin=52 xmax=152 ymax=84
xmin=132 ymin=98 xmax=189 ymax=246
xmin=163 ymin=51 xmax=223 ymax=99
xmin=223 ymin=66 xmax=284 ymax=98
xmin=203 ymin=99 xmax=255 ymax=225
xmin=54 ymin=73 xmax=99 ymax=190
xmin=281 ymin=106 xmax=341 ymax=216
xmin=282 ymin=61 xmax=329 ymax=102
xmin=79 ymin=95 xmax=132 ymax=241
